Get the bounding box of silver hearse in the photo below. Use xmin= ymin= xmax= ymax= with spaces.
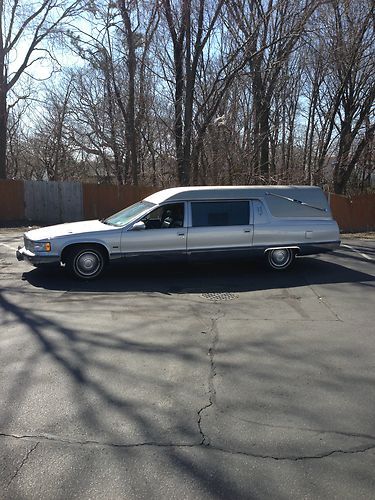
xmin=16 ymin=186 xmax=340 ymax=279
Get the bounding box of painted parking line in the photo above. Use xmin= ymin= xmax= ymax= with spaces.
xmin=0 ymin=242 xmax=18 ymax=252
xmin=341 ymin=244 xmax=373 ymax=261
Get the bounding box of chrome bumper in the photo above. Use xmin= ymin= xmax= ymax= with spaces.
xmin=16 ymin=246 xmax=59 ymax=266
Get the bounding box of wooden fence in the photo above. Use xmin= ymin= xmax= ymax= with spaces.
xmin=329 ymin=193 xmax=375 ymax=233
xmin=24 ymin=180 xmax=83 ymax=224
xmin=0 ymin=179 xmax=24 ymax=221
xmin=0 ymin=179 xmax=374 ymax=232
xmin=0 ymin=179 xmax=156 ymax=224
xmin=82 ymin=183 xmax=155 ymax=220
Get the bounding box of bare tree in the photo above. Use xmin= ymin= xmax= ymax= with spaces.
xmin=162 ymin=0 xmax=227 ymax=184
xmin=0 ymin=0 xmax=84 ymax=178
xmin=226 ymin=0 xmax=320 ymax=182
xmin=330 ymin=0 xmax=375 ymax=193
xmin=67 ymin=1 xmax=159 ymax=184
xmin=301 ymin=0 xmax=374 ymax=193
xmin=34 ymin=80 xmax=73 ymax=181
xmin=7 ymin=0 xmax=373 ymax=194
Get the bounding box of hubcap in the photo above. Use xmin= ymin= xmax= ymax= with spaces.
xmin=271 ymin=249 xmax=290 ymax=267
xmin=76 ymin=251 xmax=101 ymax=276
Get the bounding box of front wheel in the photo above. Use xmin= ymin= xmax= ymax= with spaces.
xmin=66 ymin=246 xmax=106 ymax=280
xmin=266 ymin=248 xmax=295 ymax=270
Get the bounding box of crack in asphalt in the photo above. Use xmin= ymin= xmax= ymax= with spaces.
xmin=302 ymin=273 xmax=343 ymax=321
xmin=7 ymin=441 xmax=39 ymax=486
xmin=197 ymin=313 xmax=221 ymax=446
xmin=197 ymin=402 xmax=212 ymax=445
xmin=207 ymin=442 xmax=375 ymax=461
xmin=1 ymin=432 xmax=199 ymax=449
xmin=1 ymin=433 xmax=375 ymax=462
xmin=230 ymin=416 xmax=375 ymax=442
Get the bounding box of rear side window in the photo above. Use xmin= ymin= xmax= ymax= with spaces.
xmin=191 ymin=201 xmax=249 ymax=227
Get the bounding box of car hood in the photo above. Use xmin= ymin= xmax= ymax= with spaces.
xmin=25 ymin=220 xmax=115 ymax=241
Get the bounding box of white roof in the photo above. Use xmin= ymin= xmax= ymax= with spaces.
xmin=144 ymin=185 xmax=331 ymax=217
xmin=144 ymin=185 xmax=323 ymax=202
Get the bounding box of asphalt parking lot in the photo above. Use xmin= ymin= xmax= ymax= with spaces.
xmin=0 ymin=228 xmax=374 ymax=499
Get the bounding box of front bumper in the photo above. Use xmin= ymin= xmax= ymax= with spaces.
xmin=16 ymin=246 xmax=60 ymax=266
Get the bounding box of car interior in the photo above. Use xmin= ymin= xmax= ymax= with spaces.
xmin=142 ymin=203 xmax=184 ymax=229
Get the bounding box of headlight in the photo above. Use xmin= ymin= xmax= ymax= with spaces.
xmin=24 ymin=236 xmax=51 ymax=252
xmin=32 ymin=241 xmax=51 ymax=252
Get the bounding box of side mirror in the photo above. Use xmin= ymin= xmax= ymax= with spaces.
xmin=131 ymin=221 xmax=146 ymax=231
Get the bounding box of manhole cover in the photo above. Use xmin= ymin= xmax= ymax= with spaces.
xmin=200 ymin=292 xmax=239 ymax=301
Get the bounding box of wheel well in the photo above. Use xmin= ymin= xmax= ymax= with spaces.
xmin=61 ymin=243 xmax=109 ymax=264
xmin=265 ymin=246 xmax=300 ymax=256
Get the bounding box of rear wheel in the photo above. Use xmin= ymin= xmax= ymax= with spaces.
xmin=66 ymin=246 xmax=106 ymax=280
xmin=266 ymin=248 xmax=295 ymax=270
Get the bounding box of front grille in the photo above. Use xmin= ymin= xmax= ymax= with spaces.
xmin=24 ymin=237 xmax=33 ymax=251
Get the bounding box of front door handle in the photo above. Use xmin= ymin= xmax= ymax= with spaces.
xmin=177 ymin=232 xmax=185 ymax=238
xmin=243 ymin=229 xmax=251 ymax=233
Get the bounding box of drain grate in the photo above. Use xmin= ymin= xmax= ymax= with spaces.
xmin=201 ymin=292 xmax=239 ymax=301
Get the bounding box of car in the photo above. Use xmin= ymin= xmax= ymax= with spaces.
xmin=16 ymin=185 xmax=340 ymax=279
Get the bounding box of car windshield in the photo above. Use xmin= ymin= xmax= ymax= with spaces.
xmin=103 ymin=201 xmax=155 ymax=227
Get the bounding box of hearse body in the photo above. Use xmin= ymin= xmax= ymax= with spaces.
xmin=16 ymin=186 xmax=340 ymax=279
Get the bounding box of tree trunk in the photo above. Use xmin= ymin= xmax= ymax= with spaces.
xmin=0 ymin=85 xmax=7 ymax=179
xmin=333 ymin=123 xmax=375 ymax=194
xmin=121 ymin=6 xmax=138 ymax=186
xmin=253 ymin=95 xmax=270 ymax=182
xmin=0 ymin=41 xmax=7 ymax=179
xmin=175 ymin=51 xmax=186 ymax=185
xmin=182 ymin=0 xmax=192 ymax=186
xmin=259 ymin=101 xmax=270 ymax=181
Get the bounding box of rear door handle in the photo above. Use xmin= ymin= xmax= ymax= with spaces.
xmin=243 ymin=229 xmax=251 ymax=233
xmin=177 ymin=232 xmax=185 ymax=237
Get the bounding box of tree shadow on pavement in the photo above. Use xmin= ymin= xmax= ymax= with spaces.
xmin=0 ymin=287 xmax=257 ymax=498
xmin=1 ymin=253 xmax=375 ymax=498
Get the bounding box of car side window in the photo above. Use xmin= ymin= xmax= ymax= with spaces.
xmin=191 ymin=201 xmax=249 ymax=227
xmin=142 ymin=203 xmax=184 ymax=229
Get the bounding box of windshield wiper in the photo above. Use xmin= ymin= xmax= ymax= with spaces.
xmin=265 ymin=192 xmax=327 ymax=212
xmin=100 ymin=219 xmax=114 ymax=225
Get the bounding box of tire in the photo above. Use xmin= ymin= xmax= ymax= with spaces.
xmin=66 ymin=246 xmax=106 ymax=280
xmin=266 ymin=248 xmax=295 ymax=270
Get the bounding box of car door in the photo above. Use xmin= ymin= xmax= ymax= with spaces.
xmin=186 ymin=200 xmax=253 ymax=259
xmin=120 ymin=202 xmax=187 ymax=261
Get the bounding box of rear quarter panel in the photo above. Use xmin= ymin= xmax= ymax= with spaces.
xmin=252 ymin=199 xmax=340 ymax=248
